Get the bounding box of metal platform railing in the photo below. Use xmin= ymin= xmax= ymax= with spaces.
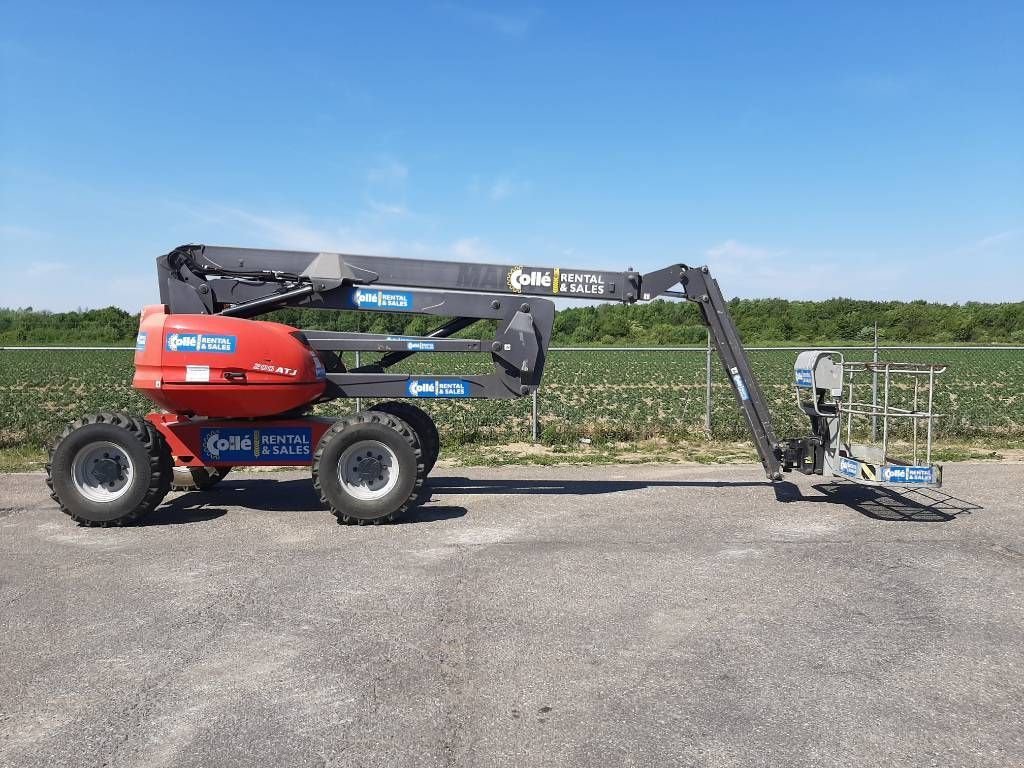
xmin=840 ymin=361 xmax=947 ymax=467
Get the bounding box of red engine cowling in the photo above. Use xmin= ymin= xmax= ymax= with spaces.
xmin=133 ymin=305 xmax=327 ymax=418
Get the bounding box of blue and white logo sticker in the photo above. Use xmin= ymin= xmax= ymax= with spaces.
xmin=795 ymin=368 xmax=813 ymax=388
xmin=407 ymin=378 xmax=470 ymax=398
xmin=166 ymin=332 xmax=237 ymax=354
xmin=731 ymin=373 xmax=750 ymax=401
xmin=838 ymin=456 xmax=860 ymax=479
xmin=386 ymin=337 xmax=436 ymax=351
xmin=347 ymin=288 xmax=414 ymax=311
xmin=311 ymin=353 xmax=326 ymax=380
xmin=882 ymin=465 xmax=934 ymax=484
xmin=200 ymin=427 xmax=312 ymax=462
xmin=135 ymin=332 xmax=147 ymax=351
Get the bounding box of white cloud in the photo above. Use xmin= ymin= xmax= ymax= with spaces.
xmin=180 ymin=203 xmax=398 ymax=255
xmin=366 ymin=199 xmax=411 ymax=218
xmin=705 ymin=239 xmax=782 ymax=264
xmin=438 ymin=4 xmax=538 ymax=37
xmin=959 ymin=229 xmax=1020 ymax=254
xmin=0 ymin=263 xmax=158 ymax=311
xmin=366 ymin=158 xmax=409 ymax=184
xmin=469 ymin=174 xmax=530 ymax=201
xmin=0 ymin=224 xmax=51 ymax=241
xmin=24 ymin=260 xmax=66 ymax=277
xmin=362 ymin=158 xmax=420 ymax=220
xmin=451 ymin=237 xmax=491 ymax=261
xmin=702 ymin=239 xmax=914 ymax=300
xmin=489 ymin=176 xmax=515 ymax=200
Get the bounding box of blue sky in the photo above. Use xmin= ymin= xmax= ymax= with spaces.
xmin=1 ymin=1 xmax=1021 ymax=310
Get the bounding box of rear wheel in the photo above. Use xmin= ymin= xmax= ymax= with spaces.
xmin=368 ymin=401 xmax=440 ymax=475
xmin=312 ymin=412 xmax=423 ymax=524
xmin=46 ymin=412 xmax=172 ymax=526
xmin=171 ymin=466 xmax=232 ymax=491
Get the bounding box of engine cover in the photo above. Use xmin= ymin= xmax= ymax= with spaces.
xmin=133 ymin=305 xmax=327 ymax=418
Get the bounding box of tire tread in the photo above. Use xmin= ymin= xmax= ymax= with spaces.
xmin=46 ymin=412 xmax=172 ymax=527
xmin=312 ymin=411 xmax=424 ymax=524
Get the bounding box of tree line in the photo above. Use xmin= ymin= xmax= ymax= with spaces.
xmin=2 ymin=298 xmax=1023 ymax=346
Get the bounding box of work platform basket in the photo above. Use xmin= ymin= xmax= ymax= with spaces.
xmin=794 ymin=352 xmax=947 ymax=488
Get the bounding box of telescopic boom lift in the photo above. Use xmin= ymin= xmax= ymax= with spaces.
xmin=44 ymin=245 xmax=945 ymax=527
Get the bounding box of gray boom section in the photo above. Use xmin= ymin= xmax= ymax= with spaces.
xmin=163 ymin=244 xmax=637 ymax=303
xmin=324 ymin=373 xmax=524 ymax=400
xmin=680 ymin=266 xmax=782 ymax=479
xmin=291 ymin=288 xmax=556 ymax=398
xmin=302 ymin=332 xmax=482 ymax=354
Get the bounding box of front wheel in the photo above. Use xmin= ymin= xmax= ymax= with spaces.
xmin=312 ymin=412 xmax=423 ymax=524
xmin=46 ymin=413 xmax=172 ymax=526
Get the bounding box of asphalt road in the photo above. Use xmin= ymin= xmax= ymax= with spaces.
xmin=1 ymin=462 xmax=1022 ymax=768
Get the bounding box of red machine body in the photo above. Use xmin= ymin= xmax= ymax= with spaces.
xmin=133 ymin=305 xmax=327 ymax=418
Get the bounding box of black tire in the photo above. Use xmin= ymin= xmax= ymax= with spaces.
xmin=368 ymin=401 xmax=440 ymax=475
xmin=46 ymin=412 xmax=172 ymax=527
xmin=171 ymin=466 xmax=232 ymax=491
xmin=313 ymin=412 xmax=424 ymax=524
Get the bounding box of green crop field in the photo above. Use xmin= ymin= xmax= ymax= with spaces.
xmin=2 ymin=347 xmax=1022 ymax=458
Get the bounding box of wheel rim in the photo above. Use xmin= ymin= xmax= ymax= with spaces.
xmin=338 ymin=440 xmax=399 ymax=500
xmin=71 ymin=441 xmax=135 ymax=503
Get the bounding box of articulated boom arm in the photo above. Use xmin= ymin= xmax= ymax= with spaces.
xmin=158 ymin=244 xmax=644 ymax=313
xmin=157 ymin=244 xmax=783 ymax=478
